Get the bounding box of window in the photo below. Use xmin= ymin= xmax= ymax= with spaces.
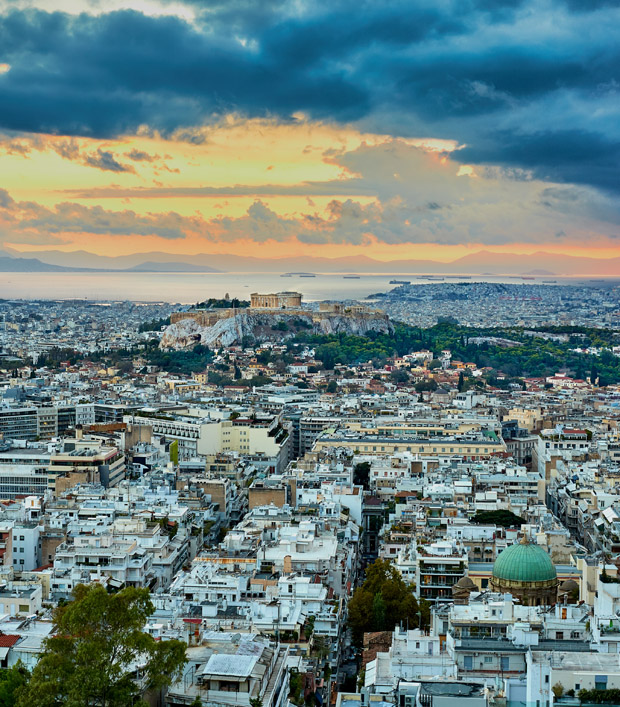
xmin=484 ymin=656 xmax=492 ymax=663
xmin=595 ymin=676 xmax=608 ymax=691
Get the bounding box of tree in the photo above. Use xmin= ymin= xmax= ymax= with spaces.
xmin=591 ymin=363 xmax=598 ymax=385
xmin=577 ymin=687 xmax=620 ymax=704
xmin=0 ymin=663 xmax=29 ymax=706
xmin=390 ymin=369 xmax=409 ymax=384
xmin=372 ymin=592 xmax=387 ymax=630
xmin=311 ymin=636 xmax=330 ymax=661
xmin=471 ymin=509 xmax=525 ymax=528
xmin=457 ymin=371 xmax=465 ymax=392
xmin=415 ymin=379 xmax=437 ymax=393
xmin=353 ymin=461 xmax=371 ymax=490
xmin=17 ymin=584 xmax=186 ymax=707
xmin=289 ymin=669 xmax=304 ymax=706
xmin=304 ymin=615 xmax=316 ymax=641
xmin=326 ymin=381 xmax=338 ymax=393
xmin=348 ymin=558 xmax=420 ymax=646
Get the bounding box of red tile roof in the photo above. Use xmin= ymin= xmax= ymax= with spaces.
xmin=0 ymin=635 xmax=20 ymax=647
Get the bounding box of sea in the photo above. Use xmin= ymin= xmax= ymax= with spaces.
xmin=0 ymin=271 xmax=614 ymax=304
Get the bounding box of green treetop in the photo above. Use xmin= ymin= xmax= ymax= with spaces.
xmin=17 ymin=584 xmax=186 ymax=707
xmin=347 ymin=558 xmax=429 ymax=646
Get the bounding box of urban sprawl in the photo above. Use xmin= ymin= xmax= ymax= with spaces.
xmin=2 ymin=283 xmax=620 ymax=706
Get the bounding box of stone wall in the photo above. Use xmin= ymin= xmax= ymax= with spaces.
xmin=170 ymin=310 xmax=236 ymax=327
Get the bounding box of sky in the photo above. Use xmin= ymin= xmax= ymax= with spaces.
xmin=0 ymin=0 xmax=619 ymax=263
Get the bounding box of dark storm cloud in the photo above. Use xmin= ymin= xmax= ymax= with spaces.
xmin=126 ymin=149 xmax=158 ymax=162
xmin=457 ymin=130 xmax=620 ymax=194
xmin=0 ymin=0 xmax=619 ymax=191
xmin=83 ymin=148 xmax=135 ymax=173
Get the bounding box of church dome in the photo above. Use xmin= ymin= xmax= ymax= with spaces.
xmin=454 ymin=575 xmax=477 ymax=590
xmin=559 ymin=578 xmax=579 ymax=593
xmin=492 ymin=541 xmax=557 ymax=584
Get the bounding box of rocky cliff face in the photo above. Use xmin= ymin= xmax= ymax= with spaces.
xmin=160 ymin=311 xmax=393 ymax=349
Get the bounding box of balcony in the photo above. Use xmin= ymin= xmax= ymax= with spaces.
xmin=598 ymin=623 xmax=620 ymax=635
xmin=419 ymin=568 xmax=464 ymax=576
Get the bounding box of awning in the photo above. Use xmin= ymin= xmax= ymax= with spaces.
xmin=0 ymin=647 xmax=10 ymax=660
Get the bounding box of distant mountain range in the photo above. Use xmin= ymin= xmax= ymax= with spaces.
xmin=0 ymin=253 xmax=219 ymax=273
xmin=0 ymin=255 xmax=92 ymax=272
xmin=1 ymin=248 xmax=619 ymax=277
xmin=124 ymin=261 xmax=219 ymax=273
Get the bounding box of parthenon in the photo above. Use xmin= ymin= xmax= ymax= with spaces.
xmin=250 ymin=292 xmax=302 ymax=309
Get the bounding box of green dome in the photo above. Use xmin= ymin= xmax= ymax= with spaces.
xmin=492 ymin=542 xmax=557 ymax=584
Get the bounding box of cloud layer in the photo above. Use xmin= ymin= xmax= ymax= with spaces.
xmin=0 ymin=0 xmax=619 ymax=195
xmin=1 ymin=140 xmax=618 ymax=250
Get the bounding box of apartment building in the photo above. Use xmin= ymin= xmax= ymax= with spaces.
xmin=0 ymin=583 xmax=42 ymax=616
xmin=535 ymin=427 xmax=591 ymax=477
xmin=414 ymin=541 xmax=469 ymax=605
xmin=126 ymin=413 xmax=291 ymax=471
xmin=166 ymin=633 xmax=290 ymax=707
xmin=10 ymin=523 xmax=41 ymax=572
xmin=52 ymin=534 xmax=155 ymax=597
xmin=48 ymin=438 xmax=126 ymax=493
xmin=314 ymin=431 xmax=506 ymax=459
xmin=0 ymin=407 xmax=38 ymax=441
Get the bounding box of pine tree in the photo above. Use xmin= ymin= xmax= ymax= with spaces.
xmin=17 ymin=584 xmax=186 ymax=707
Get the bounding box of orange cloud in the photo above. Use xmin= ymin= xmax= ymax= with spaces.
xmin=1 ymin=118 xmax=619 ymax=262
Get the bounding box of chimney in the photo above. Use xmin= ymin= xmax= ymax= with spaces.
xmin=283 ymin=555 xmax=292 ymax=573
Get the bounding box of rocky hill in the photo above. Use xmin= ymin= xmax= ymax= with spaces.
xmin=160 ymin=310 xmax=393 ymax=349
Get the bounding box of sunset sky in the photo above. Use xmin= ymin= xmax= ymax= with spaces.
xmin=0 ymin=0 xmax=619 ymax=263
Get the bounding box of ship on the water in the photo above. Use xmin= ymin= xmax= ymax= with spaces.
xmin=343 ymin=275 xmax=360 ymax=279
xmin=389 ymin=279 xmax=410 ymax=285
